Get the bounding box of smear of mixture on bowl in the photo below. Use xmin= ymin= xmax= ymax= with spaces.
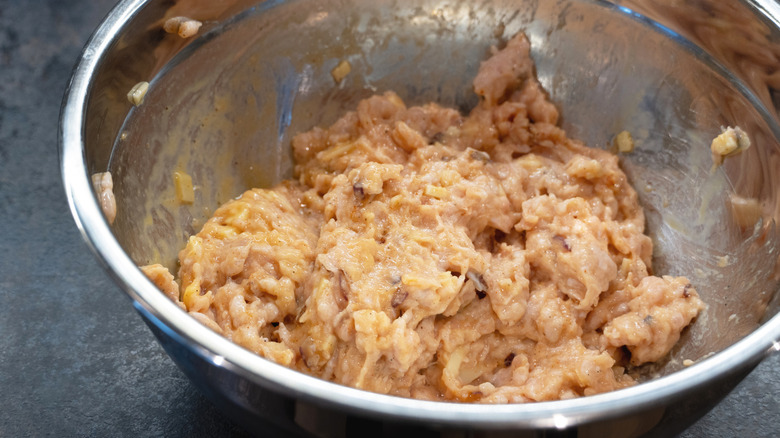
xmin=143 ymin=32 xmax=705 ymax=403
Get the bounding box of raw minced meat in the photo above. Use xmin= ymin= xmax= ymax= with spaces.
xmin=143 ymin=32 xmax=704 ymax=403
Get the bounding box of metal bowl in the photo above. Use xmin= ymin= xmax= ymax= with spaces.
xmin=60 ymin=0 xmax=780 ymax=436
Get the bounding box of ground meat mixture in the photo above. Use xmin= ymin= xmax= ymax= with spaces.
xmin=143 ymin=32 xmax=705 ymax=403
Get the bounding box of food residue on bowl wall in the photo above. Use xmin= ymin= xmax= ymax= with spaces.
xmin=710 ymin=126 xmax=751 ymax=168
xmin=330 ymin=60 xmax=352 ymax=84
xmin=614 ymin=130 xmax=635 ymax=153
xmin=163 ymin=16 xmax=203 ymax=39
xmin=127 ymin=81 xmax=150 ymax=106
xmin=91 ymin=171 xmax=117 ymax=225
xmin=173 ymin=170 xmax=195 ymax=204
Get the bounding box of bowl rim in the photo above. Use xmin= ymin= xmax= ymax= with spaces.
xmin=60 ymin=0 xmax=780 ymax=428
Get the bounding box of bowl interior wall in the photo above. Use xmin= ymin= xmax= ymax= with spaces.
xmin=94 ymin=0 xmax=780 ymax=379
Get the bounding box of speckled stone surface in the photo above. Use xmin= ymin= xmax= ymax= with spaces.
xmin=0 ymin=0 xmax=777 ymax=437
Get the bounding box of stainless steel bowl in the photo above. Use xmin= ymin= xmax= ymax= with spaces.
xmin=61 ymin=0 xmax=780 ymax=436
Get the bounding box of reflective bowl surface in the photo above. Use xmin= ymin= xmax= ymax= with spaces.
xmin=61 ymin=0 xmax=780 ymax=436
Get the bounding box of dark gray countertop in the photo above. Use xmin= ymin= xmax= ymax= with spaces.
xmin=0 ymin=0 xmax=777 ymax=436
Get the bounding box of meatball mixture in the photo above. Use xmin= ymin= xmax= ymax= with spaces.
xmin=143 ymin=32 xmax=704 ymax=403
